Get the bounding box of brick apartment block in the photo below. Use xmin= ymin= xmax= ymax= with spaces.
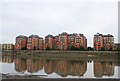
xmin=44 ymin=34 xmax=54 ymax=50
xmin=44 ymin=32 xmax=87 ymax=50
xmin=15 ymin=35 xmax=27 ymax=50
xmin=15 ymin=32 xmax=87 ymax=50
xmin=27 ymin=35 xmax=43 ymax=50
xmin=94 ymin=33 xmax=114 ymax=51
xmin=0 ymin=44 xmax=14 ymax=50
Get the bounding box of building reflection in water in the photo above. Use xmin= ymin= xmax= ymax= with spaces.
xmin=14 ymin=58 xmax=27 ymax=72
xmin=94 ymin=61 xmax=114 ymax=77
xmin=44 ymin=60 xmax=87 ymax=77
xmin=2 ymin=56 xmax=13 ymax=63
xmin=26 ymin=58 xmax=43 ymax=73
xmin=14 ymin=58 xmax=43 ymax=73
xmin=1 ymin=56 xmax=117 ymax=78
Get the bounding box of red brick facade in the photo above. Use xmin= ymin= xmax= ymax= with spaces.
xmin=15 ymin=35 xmax=27 ymax=50
xmin=44 ymin=34 xmax=54 ymax=50
xmin=94 ymin=33 xmax=114 ymax=51
xmin=68 ymin=33 xmax=87 ymax=50
xmin=27 ymin=35 xmax=43 ymax=50
xmin=15 ymin=33 xmax=87 ymax=50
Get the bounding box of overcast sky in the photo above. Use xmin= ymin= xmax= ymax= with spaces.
xmin=0 ymin=0 xmax=119 ymax=47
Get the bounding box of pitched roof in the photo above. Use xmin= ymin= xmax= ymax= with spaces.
xmin=45 ymin=34 xmax=53 ymax=38
xmin=28 ymin=35 xmax=40 ymax=38
xmin=94 ymin=33 xmax=102 ymax=36
xmin=103 ymin=34 xmax=113 ymax=37
xmin=16 ymin=35 xmax=27 ymax=38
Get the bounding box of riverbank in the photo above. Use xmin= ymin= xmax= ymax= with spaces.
xmin=1 ymin=74 xmax=120 ymax=81
xmin=2 ymin=50 xmax=120 ymax=55
xmin=1 ymin=50 xmax=120 ymax=61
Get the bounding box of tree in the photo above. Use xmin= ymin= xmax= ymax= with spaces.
xmin=70 ymin=46 xmax=75 ymax=50
xmin=46 ymin=47 xmax=51 ymax=50
xmin=117 ymin=47 xmax=120 ymax=51
xmin=79 ymin=46 xmax=84 ymax=51
xmin=87 ymin=47 xmax=94 ymax=51
xmin=100 ymin=47 xmax=105 ymax=51
xmin=33 ymin=46 xmax=37 ymax=50
xmin=21 ymin=46 xmax=27 ymax=50
xmin=74 ymin=47 xmax=79 ymax=50
xmin=109 ymin=46 xmax=113 ymax=51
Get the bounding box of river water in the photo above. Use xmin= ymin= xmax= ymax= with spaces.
xmin=0 ymin=54 xmax=120 ymax=79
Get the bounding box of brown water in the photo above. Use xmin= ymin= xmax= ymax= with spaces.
xmin=0 ymin=54 xmax=120 ymax=79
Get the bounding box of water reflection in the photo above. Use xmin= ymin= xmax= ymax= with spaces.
xmin=1 ymin=55 xmax=120 ymax=78
xmin=94 ymin=61 xmax=114 ymax=77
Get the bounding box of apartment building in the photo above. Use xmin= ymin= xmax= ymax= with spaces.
xmin=57 ymin=32 xmax=68 ymax=50
xmin=0 ymin=44 xmax=14 ymax=50
xmin=44 ymin=34 xmax=54 ymax=50
xmin=68 ymin=33 xmax=76 ymax=49
xmin=15 ymin=35 xmax=27 ymax=50
xmin=75 ymin=34 xmax=87 ymax=50
xmin=68 ymin=33 xmax=87 ymax=50
xmin=94 ymin=33 xmax=114 ymax=51
xmin=113 ymin=43 xmax=120 ymax=50
xmin=54 ymin=36 xmax=59 ymax=50
xmin=94 ymin=33 xmax=103 ymax=51
xmin=14 ymin=32 xmax=87 ymax=50
xmin=103 ymin=34 xmax=114 ymax=50
xmin=43 ymin=32 xmax=87 ymax=50
xmin=39 ymin=37 xmax=44 ymax=50
xmin=7 ymin=44 xmax=14 ymax=50
xmin=27 ymin=35 xmax=43 ymax=50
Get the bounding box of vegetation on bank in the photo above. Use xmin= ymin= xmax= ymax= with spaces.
xmin=18 ymin=46 xmax=120 ymax=51
xmin=2 ymin=50 xmax=119 ymax=55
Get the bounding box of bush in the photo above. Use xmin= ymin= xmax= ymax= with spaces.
xmin=87 ymin=47 xmax=94 ymax=51
xmin=79 ymin=46 xmax=84 ymax=51
xmin=33 ymin=46 xmax=37 ymax=50
xmin=100 ymin=47 xmax=105 ymax=51
xmin=109 ymin=47 xmax=113 ymax=51
xmin=21 ymin=46 xmax=27 ymax=50
xmin=117 ymin=47 xmax=120 ymax=51
xmin=70 ymin=46 xmax=75 ymax=50
xmin=74 ymin=47 xmax=79 ymax=50
xmin=46 ymin=47 xmax=51 ymax=50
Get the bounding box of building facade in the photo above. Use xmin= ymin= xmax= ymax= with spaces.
xmin=39 ymin=38 xmax=44 ymax=50
xmin=57 ymin=32 xmax=68 ymax=50
xmin=44 ymin=34 xmax=54 ymax=50
xmin=27 ymin=35 xmax=43 ymax=50
xmin=15 ymin=35 xmax=27 ymax=50
xmin=53 ymin=32 xmax=87 ymax=50
xmin=94 ymin=33 xmax=103 ymax=51
xmin=68 ymin=33 xmax=87 ymax=50
xmin=113 ymin=43 xmax=120 ymax=50
xmin=103 ymin=34 xmax=114 ymax=50
xmin=0 ymin=44 xmax=14 ymax=50
xmin=14 ymin=32 xmax=87 ymax=50
xmin=7 ymin=44 xmax=14 ymax=50
xmin=94 ymin=33 xmax=114 ymax=51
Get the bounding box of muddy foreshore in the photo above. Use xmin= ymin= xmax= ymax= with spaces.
xmin=1 ymin=74 xmax=120 ymax=81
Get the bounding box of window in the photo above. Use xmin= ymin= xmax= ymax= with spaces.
xmin=16 ymin=39 xmax=19 ymax=43
xmin=28 ymin=38 xmax=32 ymax=43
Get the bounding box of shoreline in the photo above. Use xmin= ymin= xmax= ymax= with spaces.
xmin=1 ymin=50 xmax=120 ymax=61
xmin=1 ymin=74 xmax=120 ymax=79
xmin=2 ymin=50 xmax=120 ymax=55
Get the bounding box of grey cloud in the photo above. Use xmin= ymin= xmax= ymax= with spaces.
xmin=1 ymin=0 xmax=118 ymax=47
